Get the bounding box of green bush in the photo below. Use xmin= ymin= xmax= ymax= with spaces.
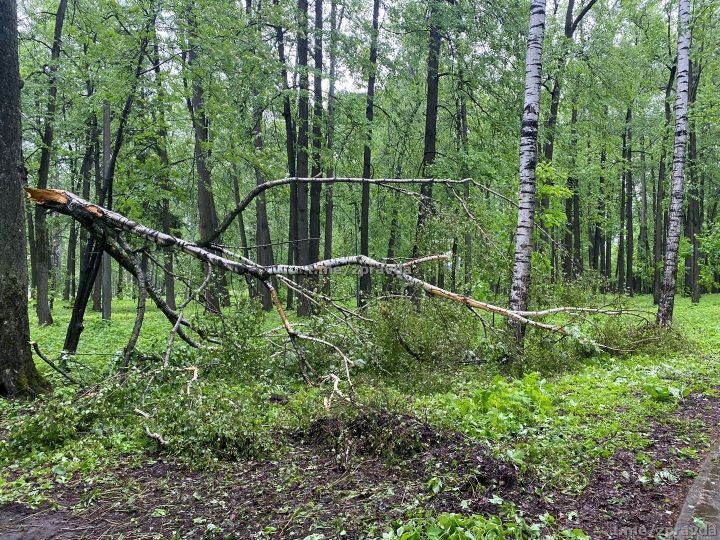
xmin=149 ymin=380 xmax=276 ymax=464
xmin=362 ymin=298 xmax=485 ymax=370
xmin=416 ymin=373 xmax=554 ymax=441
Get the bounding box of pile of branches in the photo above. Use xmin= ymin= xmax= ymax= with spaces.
xmin=26 ymin=182 xmax=650 ymax=403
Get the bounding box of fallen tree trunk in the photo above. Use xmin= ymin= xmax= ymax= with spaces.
xmin=26 ymin=188 xmax=633 ymax=348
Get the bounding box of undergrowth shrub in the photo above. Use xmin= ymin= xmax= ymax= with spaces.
xmin=148 ymin=380 xmax=275 ymax=463
xmin=182 ymin=298 xmax=269 ymax=380
xmin=415 ymin=373 xmax=554 ymax=442
xmin=361 ymin=298 xmax=485 ymax=370
xmin=4 ymin=399 xmax=83 ymax=455
xmin=1 ymin=367 xmax=282 ymax=470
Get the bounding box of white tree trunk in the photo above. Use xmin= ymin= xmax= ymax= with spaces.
xmin=508 ymin=0 xmax=546 ymax=342
xmin=657 ymin=0 xmax=691 ymax=327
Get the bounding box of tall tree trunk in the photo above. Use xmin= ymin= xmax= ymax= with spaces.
xmin=413 ymin=0 xmax=441 ymax=261
xmin=64 ymin=218 xmax=77 ymax=301
xmin=101 ymin=101 xmax=112 ymax=319
xmin=508 ymin=0 xmax=546 ymax=343
xmin=657 ymin=0 xmax=691 ymax=327
xmin=625 ymin=108 xmax=634 ymax=296
xmin=33 ymin=0 xmax=67 ymax=325
xmin=92 ymin=134 xmax=103 ymax=312
xmin=187 ymin=8 xmax=228 ymax=313
xmin=638 ymin=138 xmax=649 ymax=292
xmin=151 ymin=2 xmax=176 ymax=310
xmin=457 ymin=74 xmax=472 ymax=291
xmin=50 ymin=218 xmax=62 ymax=305
xmin=323 ymin=0 xmax=339 ymax=296
xmin=0 ymin=0 xmax=47 ymax=396
xmin=359 ymin=0 xmax=380 ymax=306
xmin=309 ymin=0 xmax=323 ymax=268
xmin=593 ymin=149 xmax=606 ymax=274
xmin=563 ymin=106 xmax=580 ymax=279
xmin=617 ymin=126 xmax=626 ymax=292
xmin=296 ymin=0 xmax=311 ymax=315
xmin=27 ymin=202 xmax=37 ymax=290
xmin=384 ymin=191 xmax=401 ymax=293
xmin=273 ymin=0 xmax=298 ymax=308
xmin=252 ymin=113 xmax=277 ymax=310
xmin=653 ymin=63 xmax=677 ymax=304
xmin=687 ymin=59 xmax=702 ymax=304
xmin=63 ymin=167 xmax=78 ymax=301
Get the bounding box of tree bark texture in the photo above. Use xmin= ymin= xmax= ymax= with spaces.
xmin=508 ymin=0 xmax=546 ymax=343
xmin=657 ymin=0 xmax=691 ymax=327
xmin=0 ymin=0 xmax=47 ymax=396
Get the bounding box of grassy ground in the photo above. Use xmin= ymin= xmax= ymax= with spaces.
xmin=2 ymin=295 xmax=720 ymax=537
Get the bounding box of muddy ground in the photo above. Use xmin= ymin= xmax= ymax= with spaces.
xmin=2 ymin=396 xmax=719 ymax=539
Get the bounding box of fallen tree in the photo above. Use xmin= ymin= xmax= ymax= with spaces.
xmin=26 ymin=186 xmax=646 ymax=395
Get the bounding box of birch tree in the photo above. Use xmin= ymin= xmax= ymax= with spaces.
xmin=657 ymin=0 xmax=691 ymax=327
xmin=508 ymin=0 xmax=546 ymax=343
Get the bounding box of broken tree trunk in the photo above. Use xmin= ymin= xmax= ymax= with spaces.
xmin=27 ymin=187 xmax=624 ymax=343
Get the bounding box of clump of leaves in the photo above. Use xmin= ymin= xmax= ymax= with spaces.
xmin=381 ymin=504 xmax=588 ymax=539
xmin=416 ymin=373 xmax=554 ymax=442
xmin=136 ymin=374 xmax=279 ymax=465
xmin=362 ymin=298 xmax=484 ymax=371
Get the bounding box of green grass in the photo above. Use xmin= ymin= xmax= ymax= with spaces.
xmin=3 ymin=294 xmax=720 ymax=534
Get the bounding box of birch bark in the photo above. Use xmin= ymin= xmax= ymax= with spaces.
xmin=508 ymin=0 xmax=546 ymax=342
xmin=657 ymin=0 xmax=691 ymax=327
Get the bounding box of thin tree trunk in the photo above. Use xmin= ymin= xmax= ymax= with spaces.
xmin=413 ymin=0 xmax=441 ymax=261
xmin=457 ymin=76 xmax=472 ymax=291
xmin=92 ymin=134 xmax=103 ymax=312
xmin=563 ymin=106 xmax=579 ymax=279
xmin=657 ymin=0 xmax=691 ymax=326
xmin=359 ymin=0 xmax=380 ymax=306
xmin=688 ymin=124 xmax=700 ymax=303
xmin=64 ymin=219 xmax=77 ymax=301
xmin=0 ymin=0 xmax=47 ymax=396
xmin=101 ymin=101 xmax=112 ymax=319
xmin=186 ymin=7 xmax=228 ymax=312
xmin=150 ymin=3 xmax=176 ymax=311
xmin=252 ymin=113 xmax=277 ymax=310
xmin=638 ymin=137 xmax=649 ymax=292
xmin=617 ymin=126 xmax=626 ymax=292
xmin=653 ymin=63 xmax=677 ymax=304
xmin=296 ymin=0 xmax=311 ymax=315
xmin=508 ymin=0 xmax=546 ymax=343
xmin=625 ymin=108 xmax=634 ymax=296
xmin=27 ymin=202 xmax=37 ymax=291
xmin=273 ymin=0 xmax=298 ymax=308
xmin=309 ymin=0 xmax=323 ymax=269
xmin=323 ymin=0 xmax=339 ymax=296
xmin=33 ymin=0 xmax=67 ymax=325
xmin=117 ymin=263 xmax=124 ymax=299
xmin=384 ymin=191 xmax=401 ymax=293
xmin=688 ymin=58 xmax=702 ymax=304
xmin=63 ymin=166 xmax=78 ymax=301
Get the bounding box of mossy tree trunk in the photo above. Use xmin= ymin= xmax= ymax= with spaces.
xmin=0 ymin=0 xmax=47 ymax=397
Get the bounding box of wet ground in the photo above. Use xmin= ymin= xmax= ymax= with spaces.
xmin=674 ymin=440 xmax=720 ymax=539
xmin=2 ymin=397 xmax=720 ymax=539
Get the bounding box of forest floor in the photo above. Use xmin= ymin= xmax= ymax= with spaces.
xmin=2 ymin=295 xmax=720 ymax=538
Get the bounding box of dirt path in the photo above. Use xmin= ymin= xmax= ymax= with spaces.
xmin=674 ymin=437 xmax=720 ymax=539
